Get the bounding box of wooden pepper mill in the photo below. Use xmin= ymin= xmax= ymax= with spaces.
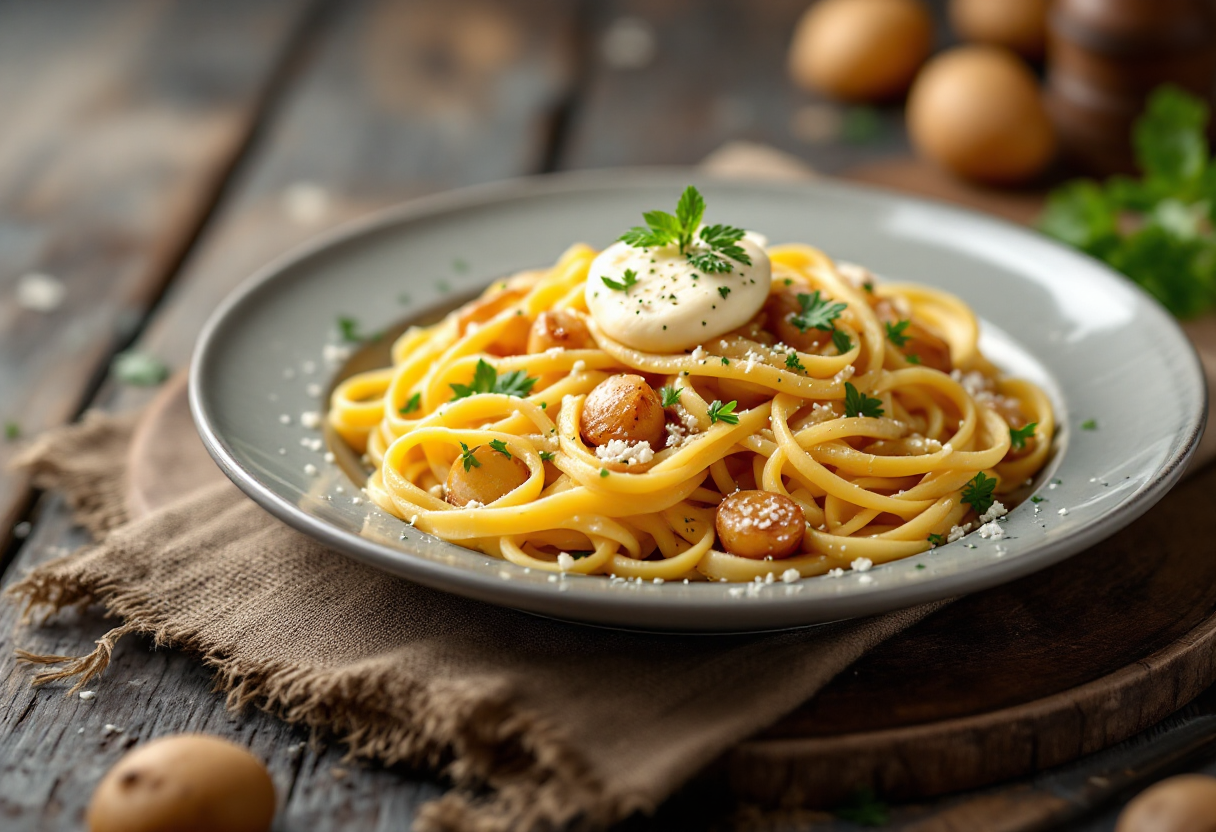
xmin=1046 ymin=0 xmax=1216 ymax=174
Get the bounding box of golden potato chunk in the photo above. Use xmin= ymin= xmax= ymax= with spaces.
xmin=446 ymin=444 xmax=529 ymax=507
xmin=715 ymin=490 xmax=806 ymax=559
xmin=527 ymin=310 xmax=593 ymax=353
xmin=579 ymin=374 xmax=665 ymax=449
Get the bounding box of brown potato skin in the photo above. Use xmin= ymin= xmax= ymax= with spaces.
xmin=1116 ymin=774 xmax=1216 ymax=832
xmin=87 ymin=734 xmax=275 ymax=832
xmin=456 ymin=288 xmax=529 ymax=355
xmin=716 ymin=491 xmax=806 ymax=560
xmin=765 ymin=288 xmax=834 ymax=352
xmin=580 ymin=374 xmax=665 ymax=449
xmin=527 ymin=310 xmax=593 ymax=353
xmin=446 ymin=445 xmax=530 ymax=507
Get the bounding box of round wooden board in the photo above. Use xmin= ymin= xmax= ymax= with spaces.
xmin=134 ymin=363 xmax=1216 ymax=811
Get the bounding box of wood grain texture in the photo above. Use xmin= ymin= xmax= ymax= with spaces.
xmin=0 ymin=0 xmax=313 ymax=558
xmin=560 ymin=0 xmax=934 ymax=173
xmin=0 ymin=0 xmax=577 ymax=829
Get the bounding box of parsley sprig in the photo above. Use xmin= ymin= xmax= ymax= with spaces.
xmin=831 ymin=329 xmax=853 ymax=354
xmin=450 ymin=359 xmax=538 ymax=400
xmin=790 ymin=291 xmax=847 ymax=333
xmin=1040 ymin=85 xmax=1216 ymax=317
xmin=458 ymin=443 xmax=481 ymax=472
xmin=844 ymin=382 xmax=884 ymax=418
xmin=1009 ymin=422 xmax=1037 ymax=450
xmin=602 ymin=269 xmax=639 ymax=292
xmin=488 ymin=439 xmax=512 ymax=458
xmin=885 ymin=320 xmax=911 ymax=347
xmin=659 ymin=385 xmax=683 ymax=407
xmin=707 ymin=400 xmax=740 ymax=425
xmin=785 ymin=352 xmax=805 ymax=373
xmin=618 ymin=186 xmax=752 ymax=273
xmin=961 ymin=472 xmax=997 ymax=516
xmin=399 ymin=392 xmax=421 ymax=415
xmin=927 ymin=533 xmax=945 ymax=546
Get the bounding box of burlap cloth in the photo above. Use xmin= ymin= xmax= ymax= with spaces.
xmin=6 ymin=147 xmax=1215 ymax=831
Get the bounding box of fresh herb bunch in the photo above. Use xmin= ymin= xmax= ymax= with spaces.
xmin=791 ymin=291 xmax=847 ymax=333
xmin=1040 ymin=85 xmax=1216 ymax=318
xmin=450 ymin=359 xmax=537 ymax=400
xmin=619 ymin=186 xmax=752 ymax=273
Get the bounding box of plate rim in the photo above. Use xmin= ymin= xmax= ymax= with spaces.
xmin=188 ymin=167 xmax=1209 ymax=631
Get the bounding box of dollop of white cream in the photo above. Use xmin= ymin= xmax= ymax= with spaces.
xmin=585 ymin=233 xmax=770 ymax=352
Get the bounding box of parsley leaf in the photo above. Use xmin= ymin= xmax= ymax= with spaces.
xmin=458 ymin=443 xmax=482 ymax=472
xmin=599 ymin=468 xmax=610 ymax=478
xmin=489 ymin=439 xmax=512 ymax=458
xmin=790 ymin=291 xmax=847 ymax=333
xmin=831 ymin=328 xmax=853 ymax=354
xmin=4 ymin=421 xmax=19 ymax=441
xmin=337 ymin=315 xmax=362 ymax=343
xmin=961 ymin=472 xmax=997 ymax=516
xmin=1009 ymin=422 xmax=1037 ymax=450
xmin=660 ymin=385 xmax=682 ymax=407
xmin=785 ymin=351 xmax=806 ymax=372
xmin=928 ymin=533 xmax=945 ymax=546
xmin=399 ymin=392 xmax=421 ymax=415
xmin=707 ymin=399 xmax=740 ymax=425
xmin=717 ymin=286 xmax=731 ymax=299
xmin=906 ymin=353 xmax=921 ymax=365
xmin=602 ymin=269 xmax=639 ymax=292
xmin=844 ymin=382 xmax=884 ymax=418
xmin=1040 ymin=85 xmax=1216 ymax=318
xmin=1031 ymin=495 xmax=1046 ymax=503
xmin=539 ymin=450 xmax=556 ymax=462
xmin=1081 ymin=419 xmax=1098 ymax=430
xmin=450 ymin=359 xmax=537 ymax=400
xmin=885 ymin=320 xmax=911 ymax=347
xmin=619 ymin=186 xmax=750 ymax=272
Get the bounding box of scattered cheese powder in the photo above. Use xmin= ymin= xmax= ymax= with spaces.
xmin=977 ymin=521 xmax=1005 ymax=540
xmin=595 ymin=439 xmax=655 ymax=466
xmin=557 ymin=553 xmax=575 ymax=571
xmin=781 ymin=568 xmax=801 ymax=583
xmin=850 ymin=557 xmax=873 ymax=572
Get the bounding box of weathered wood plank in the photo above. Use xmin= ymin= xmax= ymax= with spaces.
xmin=560 ymin=0 xmax=926 ymax=173
xmin=0 ymin=0 xmax=577 ymax=829
xmin=0 ymin=0 xmax=314 ymax=559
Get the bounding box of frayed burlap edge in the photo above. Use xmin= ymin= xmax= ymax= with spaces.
xmin=5 ymin=414 xmax=632 ymax=832
xmin=11 ymin=408 xmax=138 ymax=536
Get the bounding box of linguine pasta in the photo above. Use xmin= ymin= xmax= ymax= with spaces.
xmin=329 ymin=193 xmax=1053 ymax=584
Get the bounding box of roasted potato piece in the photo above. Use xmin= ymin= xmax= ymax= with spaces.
xmin=446 ymin=444 xmax=530 ymax=507
xmin=527 ymin=310 xmax=593 ymax=353
xmin=715 ymin=490 xmax=806 ymax=559
xmin=580 ymin=374 xmax=665 ymax=449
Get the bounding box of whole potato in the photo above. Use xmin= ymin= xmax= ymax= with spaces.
xmin=88 ymin=734 xmax=275 ymax=832
xmin=789 ymin=0 xmax=933 ymax=101
xmin=579 ymin=374 xmax=665 ymax=449
xmin=1116 ymin=774 xmax=1216 ymax=832
xmin=949 ymin=0 xmax=1047 ymax=59
xmin=907 ymin=46 xmax=1055 ymax=184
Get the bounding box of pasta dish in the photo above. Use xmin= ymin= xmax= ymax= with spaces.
xmin=329 ymin=187 xmax=1054 ymax=583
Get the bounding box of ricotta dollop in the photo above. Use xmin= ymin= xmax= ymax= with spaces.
xmin=584 ymin=233 xmax=771 ymax=353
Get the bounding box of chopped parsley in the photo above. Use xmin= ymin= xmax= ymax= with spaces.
xmin=785 ymin=352 xmax=805 ymax=372
xmin=618 ymin=186 xmax=752 ymax=273
xmin=450 ymin=359 xmax=537 ymax=400
xmin=1009 ymin=422 xmax=1038 ymax=450
xmin=337 ymin=316 xmax=382 ymax=344
xmin=1031 ymin=495 xmax=1046 ymax=503
xmin=568 ymin=550 xmax=593 ymax=560
xmin=602 ymin=268 xmax=639 ymax=292
xmin=599 ymin=468 xmax=610 ymax=478
xmin=660 ymin=385 xmax=682 ymax=407
xmin=707 ymin=400 xmax=740 ymax=425
xmin=906 ymin=354 xmax=921 ymax=365
xmin=488 ymin=439 xmax=512 ymax=458
xmin=399 ymin=392 xmax=421 ymax=415
xmin=1081 ymin=419 xmax=1098 ymax=430
xmin=928 ymin=533 xmax=945 ymax=546
xmin=539 ymin=450 xmax=556 ymax=462
xmin=4 ymin=421 xmax=19 ymax=441
xmin=111 ymin=351 xmax=169 ymax=387
xmin=844 ymin=382 xmax=884 ymax=418
xmin=885 ymin=319 xmax=911 ymax=347
xmin=790 ymin=291 xmax=847 ymax=333
xmin=720 ymin=357 xmax=730 ymax=365
xmin=916 ymin=563 xmax=926 ymax=570
xmin=458 ymin=443 xmax=481 ymax=472
xmin=831 ymin=328 xmax=853 ymax=354
xmin=961 ymin=472 xmax=998 ymax=516
xmin=717 ymin=286 xmax=731 ymax=299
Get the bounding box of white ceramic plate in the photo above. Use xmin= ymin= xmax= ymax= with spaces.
xmin=190 ymin=171 xmax=1206 ymax=632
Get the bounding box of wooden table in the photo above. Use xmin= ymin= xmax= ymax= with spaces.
xmin=2 ymin=1 xmax=1214 ymax=829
